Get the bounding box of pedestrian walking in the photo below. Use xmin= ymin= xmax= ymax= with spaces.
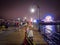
xmin=26 ymin=25 xmax=34 ymax=45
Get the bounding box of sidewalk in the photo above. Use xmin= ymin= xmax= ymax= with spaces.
xmin=0 ymin=27 xmax=48 ymax=45
xmin=33 ymin=29 xmax=48 ymax=45
xmin=0 ymin=28 xmax=25 ymax=45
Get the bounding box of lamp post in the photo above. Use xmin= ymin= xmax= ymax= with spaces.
xmin=37 ymin=5 xmax=40 ymax=20
xmin=36 ymin=5 xmax=41 ymax=32
xmin=30 ymin=5 xmax=41 ymax=32
xmin=30 ymin=8 xmax=35 ymax=22
xmin=30 ymin=5 xmax=40 ymax=20
xmin=30 ymin=8 xmax=35 ymax=13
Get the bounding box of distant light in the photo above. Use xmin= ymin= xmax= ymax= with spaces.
xmin=43 ymin=15 xmax=53 ymax=22
xmin=33 ymin=19 xmax=37 ymax=23
xmin=30 ymin=8 xmax=35 ymax=13
xmin=30 ymin=18 xmax=33 ymax=22
xmin=24 ymin=17 xmax=27 ymax=19
xmin=43 ymin=15 xmax=54 ymax=34
xmin=17 ymin=18 xmax=20 ymax=21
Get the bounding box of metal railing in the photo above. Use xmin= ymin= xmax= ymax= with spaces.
xmin=38 ymin=22 xmax=60 ymax=45
xmin=26 ymin=33 xmax=36 ymax=45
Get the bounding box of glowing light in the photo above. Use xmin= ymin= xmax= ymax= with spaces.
xmin=30 ymin=18 xmax=33 ymax=22
xmin=17 ymin=18 xmax=20 ymax=21
xmin=43 ymin=15 xmax=54 ymax=34
xmin=24 ymin=17 xmax=27 ymax=19
xmin=33 ymin=19 xmax=37 ymax=23
xmin=30 ymin=8 xmax=35 ymax=13
xmin=44 ymin=15 xmax=53 ymax=22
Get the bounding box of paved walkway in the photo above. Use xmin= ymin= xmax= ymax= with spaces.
xmin=0 ymin=27 xmax=48 ymax=45
xmin=33 ymin=29 xmax=48 ymax=45
xmin=0 ymin=27 xmax=25 ymax=45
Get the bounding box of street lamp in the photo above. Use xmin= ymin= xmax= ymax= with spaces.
xmin=36 ymin=5 xmax=40 ymax=20
xmin=30 ymin=5 xmax=40 ymax=20
xmin=30 ymin=5 xmax=41 ymax=32
xmin=30 ymin=8 xmax=35 ymax=13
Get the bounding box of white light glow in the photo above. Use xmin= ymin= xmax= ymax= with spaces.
xmin=24 ymin=17 xmax=27 ymax=19
xmin=30 ymin=8 xmax=35 ymax=13
xmin=30 ymin=18 xmax=33 ymax=22
xmin=17 ymin=18 xmax=20 ymax=21
xmin=43 ymin=15 xmax=54 ymax=33
xmin=33 ymin=19 xmax=37 ymax=23
xmin=44 ymin=16 xmax=53 ymax=22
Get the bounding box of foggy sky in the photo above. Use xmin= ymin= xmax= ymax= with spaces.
xmin=0 ymin=0 xmax=60 ymax=20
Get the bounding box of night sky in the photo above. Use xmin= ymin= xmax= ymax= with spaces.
xmin=0 ymin=0 xmax=60 ymax=21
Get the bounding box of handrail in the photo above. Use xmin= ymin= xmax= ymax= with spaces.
xmin=26 ymin=34 xmax=36 ymax=45
xmin=26 ymin=35 xmax=32 ymax=45
xmin=39 ymin=22 xmax=60 ymax=25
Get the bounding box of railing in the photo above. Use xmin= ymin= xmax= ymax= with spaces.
xmin=25 ymin=33 xmax=36 ymax=45
xmin=38 ymin=22 xmax=60 ymax=45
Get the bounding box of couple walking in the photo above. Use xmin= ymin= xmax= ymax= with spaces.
xmin=24 ymin=22 xmax=34 ymax=45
